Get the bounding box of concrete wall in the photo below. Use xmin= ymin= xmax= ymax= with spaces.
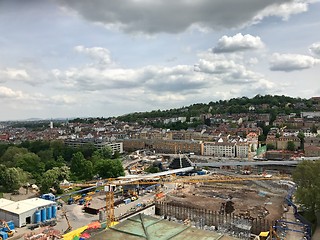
xmin=0 ymin=211 xmax=19 ymax=228
xmin=18 ymin=209 xmax=35 ymax=227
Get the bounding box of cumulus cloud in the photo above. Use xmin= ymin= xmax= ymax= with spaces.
xmin=0 ymin=86 xmax=24 ymax=99
xmin=194 ymin=52 xmax=270 ymax=86
xmin=309 ymin=42 xmax=320 ymax=57
xmin=0 ymin=68 xmax=30 ymax=82
xmin=74 ymin=45 xmax=113 ymax=65
xmin=213 ymin=33 xmax=264 ymax=53
xmin=53 ymin=64 xmax=209 ymax=93
xmin=59 ymin=0 xmax=302 ymax=34
xmin=269 ymin=53 xmax=320 ymax=72
xmin=254 ymin=0 xmax=314 ymax=22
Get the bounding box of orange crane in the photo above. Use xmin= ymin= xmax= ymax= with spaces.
xmin=104 ymin=174 xmax=290 ymax=227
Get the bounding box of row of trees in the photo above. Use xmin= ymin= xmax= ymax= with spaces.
xmin=0 ymin=140 xmax=124 ymax=193
xmin=293 ymin=161 xmax=320 ymax=224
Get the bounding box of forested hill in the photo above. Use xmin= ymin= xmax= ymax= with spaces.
xmin=116 ymin=95 xmax=317 ymax=123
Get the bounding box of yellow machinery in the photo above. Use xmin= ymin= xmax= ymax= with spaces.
xmin=85 ymin=195 xmax=92 ymax=202
xmin=255 ymin=226 xmax=281 ymax=240
xmin=105 ymin=185 xmax=116 ymax=227
xmin=0 ymin=220 xmax=14 ymax=238
xmin=104 ymin=174 xmax=290 ymax=227
xmin=73 ymin=195 xmax=82 ymax=202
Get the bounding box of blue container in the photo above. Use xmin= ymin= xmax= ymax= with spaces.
xmin=34 ymin=211 xmax=41 ymax=224
xmin=51 ymin=205 xmax=57 ymax=218
xmin=47 ymin=207 xmax=52 ymax=220
xmin=6 ymin=221 xmax=14 ymax=230
xmin=41 ymin=208 xmax=47 ymax=222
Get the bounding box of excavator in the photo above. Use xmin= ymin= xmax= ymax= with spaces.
xmin=0 ymin=220 xmax=14 ymax=240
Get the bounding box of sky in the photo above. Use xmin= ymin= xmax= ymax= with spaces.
xmin=0 ymin=0 xmax=320 ymax=121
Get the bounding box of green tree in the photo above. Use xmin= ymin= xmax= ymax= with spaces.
xmin=1 ymin=167 xmax=29 ymax=192
xmin=79 ymin=143 xmax=96 ymax=159
xmin=145 ymin=165 xmax=160 ymax=173
xmin=0 ymin=146 xmax=28 ymax=167
xmin=50 ymin=140 xmax=65 ymax=159
xmin=71 ymin=152 xmax=85 ymax=174
xmin=0 ymin=164 xmax=7 ymax=189
xmin=112 ymin=151 xmax=121 ymax=159
xmin=70 ymin=152 xmax=93 ymax=180
xmin=40 ymin=165 xmax=71 ymax=193
xmin=94 ymin=159 xmax=124 ymax=178
xmin=311 ymin=124 xmax=318 ymax=134
xmin=266 ymin=143 xmax=275 ymax=150
xmin=297 ymin=132 xmax=305 ymax=150
xmin=0 ymin=143 xmax=10 ymax=159
xmin=287 ymin=141 xmax=295 ymax=151
xmin=293 ymin=161 xmax=320 ymax=215
xmin=15 ymin=152 xmax=45 ymax=181
xmin=92 ymin=146 xmax=113 ymax=160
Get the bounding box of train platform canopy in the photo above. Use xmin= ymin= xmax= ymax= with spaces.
xmin=90 ymin=214 xmax=239 ymax=240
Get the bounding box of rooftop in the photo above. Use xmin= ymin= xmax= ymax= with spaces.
xmin=91 ymin=214 xmax=238 ymax=240
xmin=0 ymin=198 xmax=14 ymax=207
xmin=0 ymin=198 xmax=55 ymax=215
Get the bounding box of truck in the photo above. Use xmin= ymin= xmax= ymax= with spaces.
xmin=67 ymin=195 xmax=82 ymax=204
xmin=40 ymin=193 xmax=55 ymax=201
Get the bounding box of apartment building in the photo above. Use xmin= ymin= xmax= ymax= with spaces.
xmin=64 ymin=138 xmax=123 ymax=154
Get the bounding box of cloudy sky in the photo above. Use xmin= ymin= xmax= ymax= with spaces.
xmin=1 ymin=0 xmax=320 ymax=121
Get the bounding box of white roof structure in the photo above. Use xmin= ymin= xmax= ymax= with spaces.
xmin=0 ymin=198 xmax=55 ymax=215
xmin=0 ymin=198 xmax=14 ymax=207
xmin=19 ymin=198 xmax=55 ymax=208
xmin=0 ymin=202 xmax=35 ymax=215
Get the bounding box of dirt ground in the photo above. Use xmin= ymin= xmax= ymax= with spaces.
xmin=166 ymin=180 xmax=287 ymax=223
xmin=2 ymin=187 xmax=39 ymax=202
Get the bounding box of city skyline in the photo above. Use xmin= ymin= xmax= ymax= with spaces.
xmin=0 ymin=0 xmax=320 ymax=121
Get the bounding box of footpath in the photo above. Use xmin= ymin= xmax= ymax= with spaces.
xmin=312 ymin=223 xmax=320 ymax=240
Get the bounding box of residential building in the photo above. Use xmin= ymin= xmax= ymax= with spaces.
xmin=64 ymin=139 xmax=123 ymax=154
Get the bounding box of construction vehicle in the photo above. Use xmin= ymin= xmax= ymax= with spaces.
xmin=254 ymin=226 xmax=281 ymax=240
xmin=128 ymin=189 xmax=139 ymax=201
xmin=78 ymin=195 xmax=92 ymax=204
xmin=67 ymin=194 xmax=82 ymax=204
xmin=0 ymin=220 xmax=14 ymax=240
xmin=85 ymin=195 xmax=92 ymax=202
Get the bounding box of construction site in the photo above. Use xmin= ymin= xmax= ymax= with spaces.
xmin=165 ymin=177 xmax=286 ymax=222
xmin=0 ymin=154 xmax=311 ymax=240
xmin=155 ymin=177 xmax=288 ymax=238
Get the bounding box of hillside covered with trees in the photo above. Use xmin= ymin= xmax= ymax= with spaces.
xmin=116 ymin=94 xmax=317 ymax=126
